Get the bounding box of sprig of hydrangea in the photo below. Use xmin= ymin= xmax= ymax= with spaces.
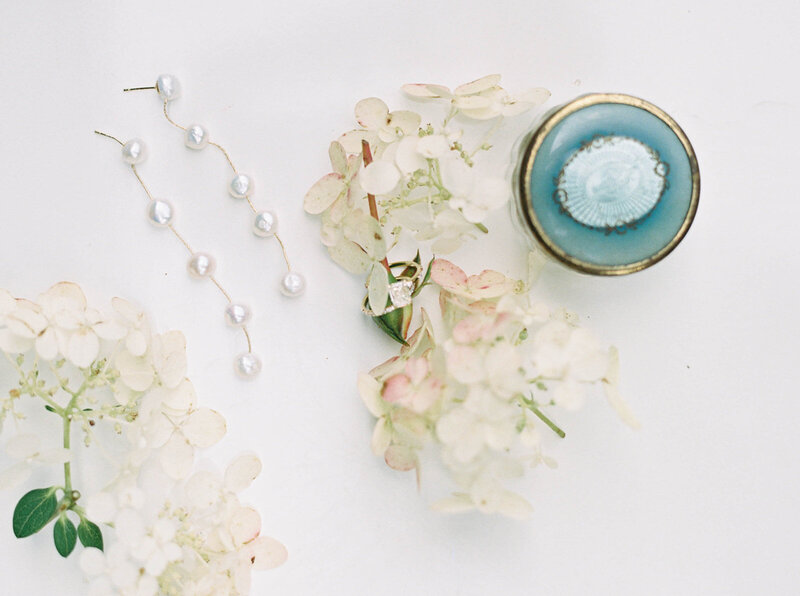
xmin=304 ymin=74 xmax=549 ymax=261
xmin=304 ymin=75 xmax=549 ymax=342
xmin=0 ymin=283 xmax=286 ymax=594
xmin=358 ymin=260 xmax=639 ymax=519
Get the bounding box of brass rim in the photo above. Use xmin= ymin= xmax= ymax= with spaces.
xmin=517 ymin=93 xmax=700 ymax=276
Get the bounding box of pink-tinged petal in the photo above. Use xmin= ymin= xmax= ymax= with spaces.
xmin=303 ymin=172 xmax=346 ymax=215
xmin=446 ymin=344 xmax=485 ymax=384
xmin=404 ymin=357 xmax=429 ymax=385
xmin=430 ymin=259 xmax=468 ymax=290
xmin=182 ymin=408 xmax=226 ymax=448
xmin=230 ymin=506 xmax=262 ymax=547
xmin=247 ymin=536 xmax=288 ymax=570
xmin=467 ymin=270 xmax=512 ymax=298
xmin=224 ymin=453 xmax=262 ymax=493
xmin=354 ymin=97 xmax=389 ymax=130
xmin=454 ymin=74 xmax=502 ymax=96
xmin=370 ymin=417 xmax=392 ymax=456
xmin=384 ymin=444 xmax=417 ymax=472
xmin=452 ymin=316 xmax=486 ymax=344
xmin=382 ymin=374 xmax=411 ymax=404
xmin=401 ymin=83 xmax=452 ymax=98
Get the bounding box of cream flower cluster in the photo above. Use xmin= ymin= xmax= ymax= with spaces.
xmin=303 ymin=74 xmax=550 ymax=270
xmin=0 ymin=283 xmax=285 ymax=594
xmin=358 ymin=261 xmax=639 ymax=519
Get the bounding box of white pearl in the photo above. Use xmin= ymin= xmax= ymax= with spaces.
xmin=187 ymin=252 xmax=216 ymax=278
xmin=229 ymin=174 xmax=254 ymax=199
xmin=252 ymin=210 xmax=278 ymax=237
xmin=146 ymin=199 xmax=173 ymax=227
xmin=234 ymin=352 xmax=262 ymax=378
xmin=184 ymin=124 xmax=209 ymax=150
xmin=224 ymin=303 xmax=251 ymax=327
xmin=121 ymin=139 xmax=147 ymax=165
xmin=280 ymin=272 xmax=306 ymax=297
xmin=156 ymin=74 xmax=181 ymax=101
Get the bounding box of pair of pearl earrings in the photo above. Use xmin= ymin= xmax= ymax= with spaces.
xmin=95 ymin=75 xmax=304 ymax=379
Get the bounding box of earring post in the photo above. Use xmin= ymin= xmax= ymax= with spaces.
xmin=123 ymin=86 xmax=156 ymax=92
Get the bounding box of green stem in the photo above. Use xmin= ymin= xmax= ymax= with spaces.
xmin=528 ymin=403 xmax=565 ymax=438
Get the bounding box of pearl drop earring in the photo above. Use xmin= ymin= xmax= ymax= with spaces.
xmin=95 ymin=131 xmax=262 ymax=379
xmin=123 ymin=74 xmax=305 ymax=298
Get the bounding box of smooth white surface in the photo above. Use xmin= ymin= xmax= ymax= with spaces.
xmin=1 ymin=1 xmax=799 ymax=594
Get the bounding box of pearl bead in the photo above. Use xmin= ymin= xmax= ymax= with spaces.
xmin=146 ymin=199 xmax=174 ymax=227
xmin=184 ymin=124 xmax=209 ymax=150
xmin=224 ymin=303 xmax=251 ymax=327
xmin=229 ymin=174 xmax=254 ymax=199
xmin=156 ymin=74 xmax=181 ymax=102
xmin=234 ymin=352 xmax=262 ymax=378
xmin=121 ymin=139 xmax=147 ymax=165
xmin=187 ymin=252 xmax=216 ymax=278
xmin=280 ymin=272 xmax=306 ymax=297
xmin=252 ymin=210 xmax=278 ymax=237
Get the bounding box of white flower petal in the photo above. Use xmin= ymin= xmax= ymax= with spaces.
xmin=152 ymin=331 xmax=187 ymax=389
xmin=354 ymin=97 xmax=389 ymax=130
xmin=185 ymin=470 xmax=222 ymax=509
xmin=0 ymin=462 xmax=32 ymax=490
xmin=34 ymin=447 xmax=71 ymax=465
xmin=394 ymin=136 xmax=427 ymax=175
xmin=224 ymin=453 xmax=262 ymax=493
xmin=116 ymin=351 xmax=155 ymax=392
xmin=401 ymin=83 xmax=452 ymax=99
xmin=358 ymin=373 xmax=386 ymax=417
xmin=370 ymin=417 xmax=392 ymax=456
xmin=337 ymin=129 xmax=379 ymax=154
xmin=80 ymin=547 xmax=107 ymax=576
xmin=454 ymin=74 xmax=502 ymax=96
xmin=67 ymin=328 xmax=100 ymax=368
xmin=161 ymin=379 xmax=197 ymax=413
xmin=416 ymin=135 xmax=450 ymax=158
xmin=430 ymin=494 xmax=475 ymax=514
xmin=247 ymin=536 xmax=288 ymax=570
xmin=35 ymin=327 xmax=59 ymax=360
xmin=159 ymin=433 xmax=195 ymax=479
xmin=5 ymin=433 xmax=41 ymax=458
xmin=360 ymin=161 xmax=401 ymax=195
xmin=387 ymin=110 xmax=421 ymax=135
xmin=115 ymin=508 xmax=146 ymax=545
xmin=182 ymin=408 xmax=226 ymax=448
xmin=92 ymin=319 xmax=127 ymax=340
xmin=86 ymin=492 xmax=118 ymax=523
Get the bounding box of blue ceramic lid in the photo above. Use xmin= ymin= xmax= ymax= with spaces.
xmin=516 ymin=93 xmax=699 ymax=275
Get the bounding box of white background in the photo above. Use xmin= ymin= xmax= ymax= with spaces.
xmin=1 ymin=1 xmax=799 ymax=594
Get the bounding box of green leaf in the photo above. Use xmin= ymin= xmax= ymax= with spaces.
xmin=77 ymin=519 xmax=104 ymax=551
xmin=44 ymin=405 xmax=56 ymax=412
xmin=372 ymin=303 xmax=412 ymax=345
xmin=13 ymin=487 xmax=58 ymax=538
xmin=53 ymin=514 xmax=77 ymax=557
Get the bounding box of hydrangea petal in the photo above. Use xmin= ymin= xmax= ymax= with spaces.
xmin=360 ymin=161 xmax=401 ymax=195
xmin=67 ymin=328 xmax=100 ymax=368
xmin=230 ymin=506 xmax=261 ymax=546
xmin=303 ymin=173 xmax=346 ymax=215
xmin=401 ymin=83 xmax=452 ymax=99
xmin=354 ymin=97 xmax=389 ymax=130
xmin=159 ymin=433 xmax=194 ymax=479
xmin=247 ymin=536 xmax=288 ymax=570
xmin=182 ymin=408 xmax=226 ymax=448
xmin=224 ymin=453 xmax=262 ymax=493
xmin=454 ymin=74 xmax=502 ymax=96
